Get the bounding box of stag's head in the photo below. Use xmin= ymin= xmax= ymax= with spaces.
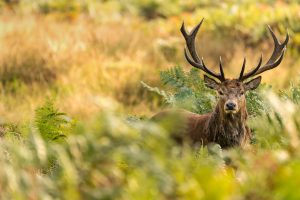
xmin=181 ymin=19 xmax=289 ymax=114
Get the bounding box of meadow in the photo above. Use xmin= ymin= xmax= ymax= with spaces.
xmin=0 ymin=0 xmax=300 ymax=199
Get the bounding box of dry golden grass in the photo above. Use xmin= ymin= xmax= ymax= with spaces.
xmin=0 ymin=12 xmax=298 ymax=123
xmin=0 ymin=14 xmax=172 ymax=122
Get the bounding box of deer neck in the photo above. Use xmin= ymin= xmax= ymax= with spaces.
xmin=207 ymin=102 xmax=248 ymax=148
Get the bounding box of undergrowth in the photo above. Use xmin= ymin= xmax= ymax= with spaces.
xmin=1 ymin=84 xmax=300 ymax=199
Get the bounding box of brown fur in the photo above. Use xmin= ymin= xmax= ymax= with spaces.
xmin=152 ymin=79 xmax=258 ymax=149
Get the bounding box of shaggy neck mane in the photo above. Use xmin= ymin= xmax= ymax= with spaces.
xmin=207 ymin=103 xmax=248 ymax=148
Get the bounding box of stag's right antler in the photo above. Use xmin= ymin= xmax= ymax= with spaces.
xmin=239 ymin=26 xmax=289 ymax=81
xmin=181 ymin=19 xmax=226 ymax=81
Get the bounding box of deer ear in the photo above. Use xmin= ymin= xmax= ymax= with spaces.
xmin=244 ymin=76 xmax=261 ymax=91
xmin=204 ymin=75 xmax=219 ymax=90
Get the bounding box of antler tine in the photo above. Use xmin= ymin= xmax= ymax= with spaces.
xmin=240 ymin=55 xmax=263 ymax=81
xmin=181 ymin=19 xmax=225 ymax=81
xmin=201 ymin=58 xmax=224 ymax=78
xmin=219 ymin=56 xmax=225 ymax=81
xmin=239 ymin=57 xmax=246 ymax=80
xmin=264 ymin=26 xmax=289 ymax=64
xmin=184 ymin=47 xmax=221 ymax=78
xmin=240 ymin=26 xmax=289 ymax=80
xmin=181 ymin=19 xmax=203 ymax=63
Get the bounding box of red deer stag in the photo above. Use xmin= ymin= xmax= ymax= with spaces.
xmin=152 ymin=19 xmax=289 ymax=148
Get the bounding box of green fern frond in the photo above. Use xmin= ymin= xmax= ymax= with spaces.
xmin=35 ymin=99 xmax=73 ymax=142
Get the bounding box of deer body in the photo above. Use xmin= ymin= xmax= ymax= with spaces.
xmin=153 ymin=19 xmax=288 ymax=148
xmin=156 ymin=107 xmax=251 ymax=148
xmin=153 ymin=81 xmax=252 ymax=148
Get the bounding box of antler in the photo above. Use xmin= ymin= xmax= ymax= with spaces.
xmin=181 ymin=19 xmax=226 ymax=81
xmin=239 ymin=26 xmax=289 ymax=81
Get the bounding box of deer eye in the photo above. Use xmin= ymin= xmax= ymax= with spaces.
xmin=218 ymin=91 xmax=224 ymax=95
xmin=240 ymin=91 xmax=244 ymax=96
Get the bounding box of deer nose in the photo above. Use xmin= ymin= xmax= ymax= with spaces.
xmin=226 ymin=102 xmax=236 ymax=110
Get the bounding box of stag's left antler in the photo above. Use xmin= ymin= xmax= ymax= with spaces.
xmin=239 ymin=26 xmax=289 ymax=81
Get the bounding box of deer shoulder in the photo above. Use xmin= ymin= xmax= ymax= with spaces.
xmin=152 ymin=109 xmax=211 ymax=144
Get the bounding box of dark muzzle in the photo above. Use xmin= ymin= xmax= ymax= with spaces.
xmin=226 ymin=102 xmax=236 ymax=110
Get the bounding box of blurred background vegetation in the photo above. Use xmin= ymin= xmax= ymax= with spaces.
xmin=0 ymin=0 xmax=300 ymax=199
